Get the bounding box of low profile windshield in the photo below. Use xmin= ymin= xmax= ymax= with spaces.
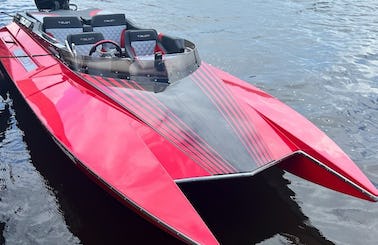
xmin=61 ymin=40 xmax=201 ymax=92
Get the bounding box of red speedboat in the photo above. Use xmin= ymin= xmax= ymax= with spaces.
xmin=1 ymin=1 xmax=377 ymax=244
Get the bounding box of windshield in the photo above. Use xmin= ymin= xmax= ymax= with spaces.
xmin=60 ymin=40 xmax=201 ymax=92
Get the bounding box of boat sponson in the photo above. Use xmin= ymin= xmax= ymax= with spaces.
xmin=211 ymin=66 xmax=378 ymax=202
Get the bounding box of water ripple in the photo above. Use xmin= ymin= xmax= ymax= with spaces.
xmin=0 ymin=94 xmax=79 ymax=243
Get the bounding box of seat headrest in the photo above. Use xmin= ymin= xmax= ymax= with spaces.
xmin=126 ymin=29 xmax=158 ymax=42
xmin=91 ymin=14 xmax=126 ymax=27
xmin=43 ymin=16 xmax=82 ymax=30
xmin=67 ymin=32 xmax=104 ymax=46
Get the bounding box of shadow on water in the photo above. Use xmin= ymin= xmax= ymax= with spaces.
xmin=0 ymin=100 xmax=11 ymax=145
xmin=1 ymin=67 xmax=333 ymax=244
xmin=180 ymin=169 xmax=334 ymax=245
xmin=0 ymin=223 xmax=4 ymax=245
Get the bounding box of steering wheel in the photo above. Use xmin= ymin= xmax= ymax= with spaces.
xmin=89 ymin=40 xmax=122 ymax=58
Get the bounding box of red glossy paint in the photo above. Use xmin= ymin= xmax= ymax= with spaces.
xmin=1 ymin=10 xmax=377 ymax=245
xmin=0 ymin=23 xmax=219 ymax=245
xmin=212 ymin=66 xmax=378 ymax=200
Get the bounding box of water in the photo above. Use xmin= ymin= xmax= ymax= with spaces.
xmin=1 ymin=0 xmax=378 ymax=244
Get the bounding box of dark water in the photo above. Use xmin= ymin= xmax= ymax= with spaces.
xmin=1 ymin=0 xmax=378 ymax=244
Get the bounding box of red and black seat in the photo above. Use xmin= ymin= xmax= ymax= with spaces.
xmin=124 ymin=29 xmax=164 ymax=58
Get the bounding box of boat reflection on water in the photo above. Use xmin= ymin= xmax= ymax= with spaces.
xmin=2 ymin=73 xmax=333 ymax=244
xmin=180 ymin=169 xmax=334 ymax=245
xmin=0 ymin=73 xmax=10 ymax=245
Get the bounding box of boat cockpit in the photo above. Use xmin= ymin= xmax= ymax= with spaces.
xmin=13 ymin=7 xmax=201 ymax=91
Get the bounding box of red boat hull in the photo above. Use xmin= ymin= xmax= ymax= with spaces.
xmin=1 ymin=15 xmax=377 ymax=244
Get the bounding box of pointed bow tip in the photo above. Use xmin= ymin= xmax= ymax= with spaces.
xmin=354 ymin=177 xmax=378 ymax=202
xmin=368 ymin=184 xmax=378 ymax=202
xmin=362 ymin=189 xmax=378 ymax=202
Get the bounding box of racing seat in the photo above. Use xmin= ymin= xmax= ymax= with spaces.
xmin=91 ymin=14 xmax=127 ymax=45
xmin=43 ymin=16 xmax=83 ymax=43
xmin=66 ymin=32 xmax=104 ymax=56
xmin=124 ymin=29 xmax=161 ymax=58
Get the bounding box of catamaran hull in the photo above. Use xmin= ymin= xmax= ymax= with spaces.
xmin=1 ymin=12 xmax=377 ymax=245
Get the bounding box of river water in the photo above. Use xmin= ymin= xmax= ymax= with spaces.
xmin=1 ymin=0 xmax=378 ymax=244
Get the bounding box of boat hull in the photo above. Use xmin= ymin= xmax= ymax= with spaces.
xmin=1 ymin=13 xmax=377 ymax=244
